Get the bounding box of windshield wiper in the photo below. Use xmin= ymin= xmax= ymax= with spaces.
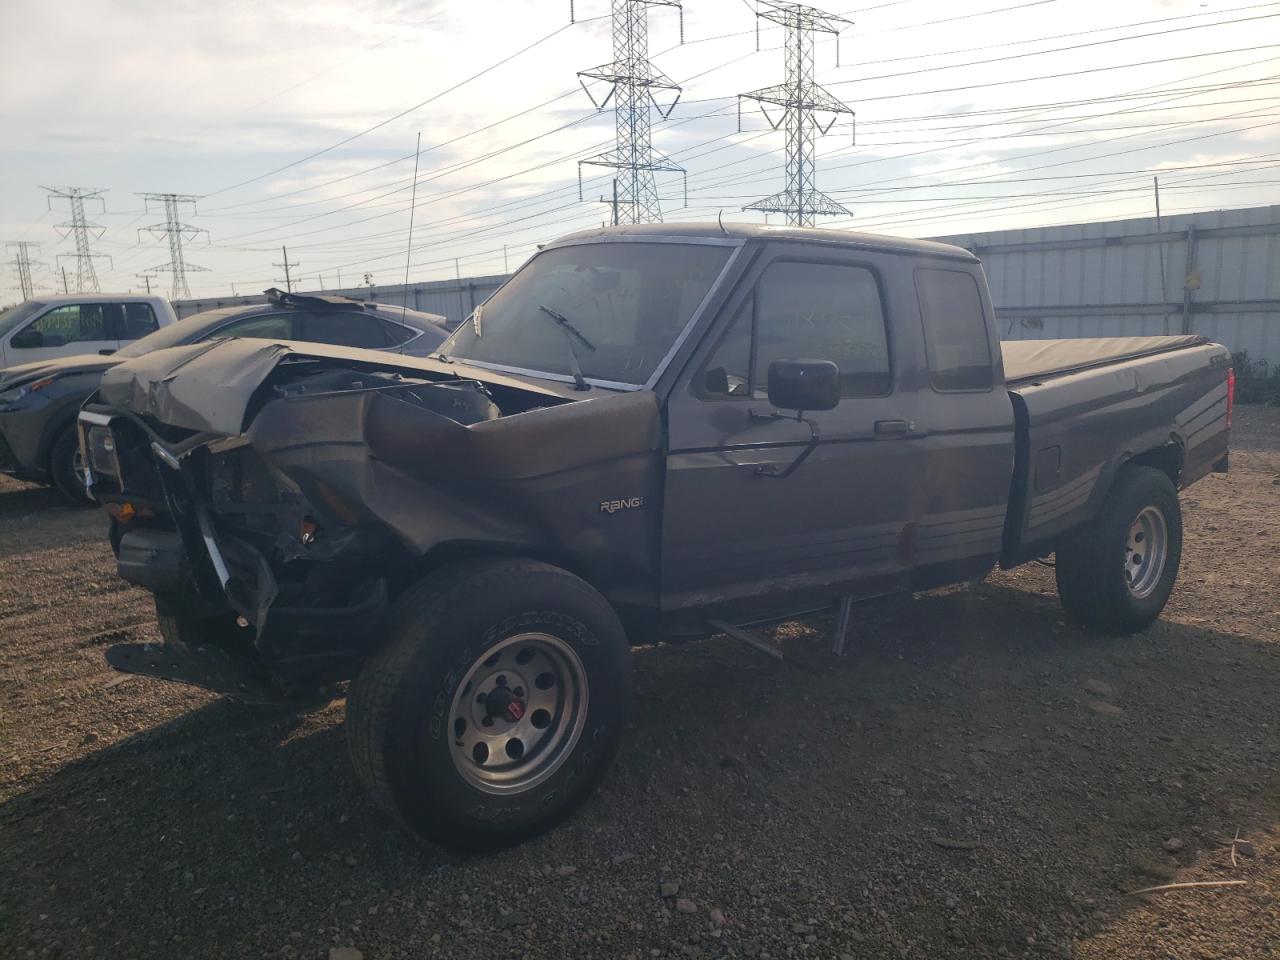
xmin=538 ymin=304 xmax=597 ymax=391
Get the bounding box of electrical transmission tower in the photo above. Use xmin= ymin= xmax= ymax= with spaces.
xmin=575 ymin=0 xmax=686 ymax=224
xmin=138 ymin=193 xmax=208 ymax=299
xmin=5 ymin=241 xmax=44 ymax=300
xmin=739 ymin=1 xmax=855 ymax=227
xmin=42 ymin=186 xmax=112 ymax=292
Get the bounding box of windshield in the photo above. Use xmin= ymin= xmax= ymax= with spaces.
xmin=0 ymin=301 xmax=46 ymax=339
xmin=442 ymin=242 xmax=734 ymax=386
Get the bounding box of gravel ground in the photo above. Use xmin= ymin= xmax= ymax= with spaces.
xmin=1 ymin=406 xmax=1277 ymax=960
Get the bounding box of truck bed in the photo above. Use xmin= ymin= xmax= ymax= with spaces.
xmin=1001 ymin=335 xmax=1208 ymax=384
xmin=1001 ymin=337 xmax=1231 ymax=565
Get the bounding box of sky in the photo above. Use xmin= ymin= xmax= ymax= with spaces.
xmin=1 ymin=0 xmax=1278 ymax=299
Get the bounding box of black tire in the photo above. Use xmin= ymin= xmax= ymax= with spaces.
xmin=346 ymin=558 xmax=630 ymax=849
xmin=49 ymin=427 xmax=94 ymax=506
xmin=1055 ymin=465 xmax=1183 ymax=634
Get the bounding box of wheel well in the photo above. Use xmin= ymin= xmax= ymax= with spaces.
xmin=1125 ymin=443 xmax=1184 ymax=486
xmin=414 ymin=542 xmax=591 ymax=590
xmin=407 ymin=543 xmax=658 ymax=647
xmin=44 ymin=417 xmax=79 ymax=473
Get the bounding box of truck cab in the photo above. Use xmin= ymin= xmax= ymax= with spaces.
xmin=0 ymin=294 xmax=177 ymax=368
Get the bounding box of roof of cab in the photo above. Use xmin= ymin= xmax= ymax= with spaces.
xmin=547 ymin=221 xmax=979 ymax=263
xmin=29 ymin=292 xmax=165 ymax=305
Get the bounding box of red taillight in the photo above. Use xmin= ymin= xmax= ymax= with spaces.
xmin=1226 ymin=367 xmax=1235 ymax=429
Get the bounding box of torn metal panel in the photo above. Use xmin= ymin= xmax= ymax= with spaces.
xmin=97 ymin=338 xmax=574 ymax=436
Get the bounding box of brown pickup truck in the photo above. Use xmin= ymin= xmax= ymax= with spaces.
xmin=78 ymin=223 xmax=1232 ymax=847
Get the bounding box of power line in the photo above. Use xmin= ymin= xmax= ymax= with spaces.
xmin=204 ymin=20 xmax=593 ymax=199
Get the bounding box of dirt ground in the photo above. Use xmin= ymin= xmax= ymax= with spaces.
xmin=1 ymin=407 xmax=1277 ymax=960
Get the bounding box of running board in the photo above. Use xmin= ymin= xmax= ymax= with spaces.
xmin=708 ymin=593 xmax=857 ymax=662
xmin=705 ymin=618 xmax=785 ymax=662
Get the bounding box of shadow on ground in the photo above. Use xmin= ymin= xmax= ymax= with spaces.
xmin=2 ymin=583 xmax=1277 ymax=959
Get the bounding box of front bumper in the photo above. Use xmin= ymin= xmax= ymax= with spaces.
xmin=82 ymin=408 xmax=391 ymax=690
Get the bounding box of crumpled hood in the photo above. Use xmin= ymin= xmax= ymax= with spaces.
xmin=0 ymin=352 xmax=119 ymax=390
xmin=96 ymin=337 xmax=573 ymax=435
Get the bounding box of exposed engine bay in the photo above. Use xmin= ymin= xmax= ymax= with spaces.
xmin=80 ymin=339 xmax=663 ymax=690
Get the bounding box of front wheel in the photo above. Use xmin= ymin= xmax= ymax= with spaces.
xmin=346 ymin=559 xmax=630 ymax=849
xmin=1055 ymin=465 xmax=1183 ymax=634
xmin=50 ymin=427 xmax=94 ymax=505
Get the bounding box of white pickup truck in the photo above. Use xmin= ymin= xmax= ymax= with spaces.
xmin=0 ymin=294 xmax=178 ymax=368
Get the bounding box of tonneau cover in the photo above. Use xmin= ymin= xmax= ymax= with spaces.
xmin=1002 ymin=335 xmax=1207 ymax=384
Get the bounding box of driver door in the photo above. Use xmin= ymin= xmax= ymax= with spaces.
xmin=661 ymin=247 xmax=925 ymax=617
xmin=6 ymin=302 xmax=122 ymax=364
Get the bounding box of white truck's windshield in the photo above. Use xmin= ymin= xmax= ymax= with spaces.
xmin=442 ymin=242 xmax=733 ymax=386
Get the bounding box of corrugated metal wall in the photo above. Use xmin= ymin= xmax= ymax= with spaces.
xmin=173 ymin=205 xmax=1280 ymax=364
xmin=932 ymin=204 xmax=1280 ymax=364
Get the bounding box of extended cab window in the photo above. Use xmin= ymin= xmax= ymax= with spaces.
xmin=916 ymin=268 xmax=993 ymax=392
xmin=704 ymin=261 xmax=891 ymax=399
xmin=13 ymin=303 xmax=120 ymax=349
xmin=121 ymin=303 xmax=160 ymax=340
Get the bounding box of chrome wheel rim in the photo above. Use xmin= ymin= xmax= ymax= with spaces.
xmin=72 ymin=447 xmax=89 ymax=492
xmin=447 ymin=632 xmax=588 ymax=795
xmin=1125 ymin=505 xmax=1168 ymax=599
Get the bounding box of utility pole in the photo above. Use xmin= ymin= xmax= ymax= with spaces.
xmin=60 ymin=266 xmax=71 ymax=294
xmin=135 ymin=273 xmax=153 ymax=295
xmin=5 ymin=241 xmax=43 ymax=300
xmin=274 ymin=245 xmax=299 ymax=292
xmin=137 ymin=193 xmax=208 ymax=300
xmin=576 ymin=0 xmax=686 ymax=224
xmin=739 ymin=2 xmax=855 ymax=227
xmin=1154 ymin=176 xmax=1171 ymax=334
xmin=42 ymin=186 xmax=112 ymax=292
xmin=599 ymin=178 xmax=623 ymax=226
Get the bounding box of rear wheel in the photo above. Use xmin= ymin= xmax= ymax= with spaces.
xmin=1055 ymin=465 xmax=1183 ymax=634
xmin=346 ymin=558 xmax=630 ymax=849
xmin=50 ymin=427 xmax=93 ymax=505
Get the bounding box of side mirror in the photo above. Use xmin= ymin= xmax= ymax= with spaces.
xmin=767 ymin=359 xmax=840 ymax=413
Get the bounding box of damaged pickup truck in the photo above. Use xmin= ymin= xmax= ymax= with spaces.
xmin=78 ymin=223 xmax=1233 ymax=846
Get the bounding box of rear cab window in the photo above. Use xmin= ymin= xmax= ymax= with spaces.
xmin=702 ymin=260 xmax=891 ymax=399
xmin=915 ymin=268 xmax=993 ymax=392
xmin=121 ymin=303 xmax=160 ymax=340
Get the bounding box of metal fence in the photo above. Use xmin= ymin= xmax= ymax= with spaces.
xmin=174 ymin=204 xmax=1280 ymax=365
xmin=933 ymin=204 xmax=1280 ymax=365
